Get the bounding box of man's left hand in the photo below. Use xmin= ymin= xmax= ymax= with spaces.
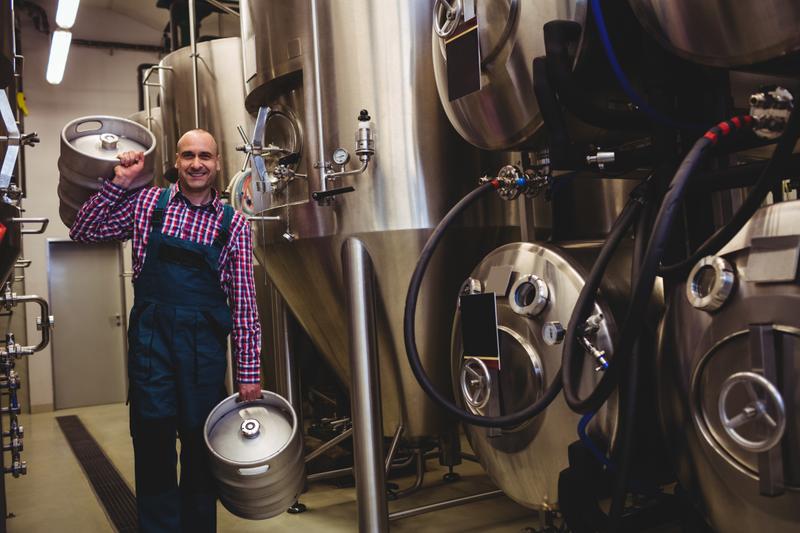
xmin=237 ymin=382 xmax=262 ymax=402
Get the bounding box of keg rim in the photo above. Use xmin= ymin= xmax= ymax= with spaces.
xmin=61 ymin=115 xmax=157 ymax=163
xmin=204 ymin=390 xmax=300 ymax=467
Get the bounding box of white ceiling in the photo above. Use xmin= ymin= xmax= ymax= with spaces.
xmin=80 ymin=0 xmax=170 ymax=31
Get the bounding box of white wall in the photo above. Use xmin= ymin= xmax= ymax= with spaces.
xmin=20 ymin=1 xmax=162 ymax=411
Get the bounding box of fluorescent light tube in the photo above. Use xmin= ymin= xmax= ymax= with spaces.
xmin=46 ymin=30 xmax=72 ymax=85
xmin=56 ymin=0 xmax=81 ymax=29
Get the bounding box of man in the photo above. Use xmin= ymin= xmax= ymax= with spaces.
xmin=70 ymin=129 xmax=261 ymax=532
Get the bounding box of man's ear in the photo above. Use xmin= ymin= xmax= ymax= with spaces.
xmin=174 ymin=154 xmax=179 ymax=169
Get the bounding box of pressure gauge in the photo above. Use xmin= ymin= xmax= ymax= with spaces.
xmin=542 ymin=321 xmax=565 ymax=346
xmin=332 ymin=147 xmax=350 ymax=166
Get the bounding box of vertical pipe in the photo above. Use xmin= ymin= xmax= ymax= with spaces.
xmin=342 ymin=238 xmax=389 ymax=533
xmin=309 ymin=0 xmax=328 ymax=191
xmin=188 ymin=0 xmax=200 ymax=128
xmin=270 ymin=287 xmax=301 ymax=415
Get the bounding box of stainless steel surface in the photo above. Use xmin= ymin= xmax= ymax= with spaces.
xmin=159 ymin=37 xmax=254 ymax=190
xmin=388 ymin=489 xmax=504 ymax=521
xmin=342 ymin=238 xmax=389 ymax=533
xmin=628 ymin=0 xmax=800 ymax=68
xmin=204 ymin=391 xmax=304 ymax=520
xmin=657 ymin=199 xmax=800 ymax=532
xmin=127 ymin=108 xmax=165 ymax=185
xmin=431 ymin=1 xmax=587 ymax=150
xmin=243 ymin=0 xmax=518 ymax=439
xmin=188 ymin=0 xmax=200 ymax=128
xmin=451 ymin=242 xmax=628 ymax=509
xmin=57 ymin=116 xmax=155 ymax=227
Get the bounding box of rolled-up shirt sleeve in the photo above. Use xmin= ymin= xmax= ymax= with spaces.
xmin=222 ymin=215 xmax=262 ymax=384
xmin=69 ymin=180 xmax=138 ymax=242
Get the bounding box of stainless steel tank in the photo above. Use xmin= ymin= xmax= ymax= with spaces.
xmin=205 ymin=391 xmax=304 ymax=520
xmin=450 ymin=241 xmax=632 ymax=509
xmin=658 ymin=200 xmax=800 ymax=532
xmin=159 ymin=37 xmax=253 ymax=190
xmin=431 ymin=0 xmax=587 ymax=150
xmin=629 ymin=0 xmax=800 ymax=68
xmin=128 ymin=108 xmax=165 ymax=186
xmin=57 ymin=116 xmax=155 ymax=227
xmin=240 ymin=0 xmax=517 ymax=439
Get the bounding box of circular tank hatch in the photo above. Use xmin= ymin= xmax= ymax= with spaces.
xmin=459 ymin=326 xmax=544 ymax=431
xmin=691 ymin=327 xmax=800 ymax=487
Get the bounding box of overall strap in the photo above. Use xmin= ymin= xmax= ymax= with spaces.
xmin=213 ymin=204 xmax=235 ymax=249
xmin=150 ymin=187 xmax=171 ymax=233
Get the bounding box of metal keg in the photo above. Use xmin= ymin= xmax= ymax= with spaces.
xmin=57 ymin=116 xmax=155 ymax=227
xmin=204 ymin=391 xmax=304 ymax=520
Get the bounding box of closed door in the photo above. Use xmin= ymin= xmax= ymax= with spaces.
xmin=49 ymin=240 xmax=127 ymax=409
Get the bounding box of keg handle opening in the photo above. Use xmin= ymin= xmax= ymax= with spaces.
xmin=238 ymin=464 xmax=270 ymax=476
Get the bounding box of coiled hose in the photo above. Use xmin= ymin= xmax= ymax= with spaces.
xmin=403 ymin=180 xmax=563 ymax=428
xmin=560 ymin=115 xmax=756 ymax=416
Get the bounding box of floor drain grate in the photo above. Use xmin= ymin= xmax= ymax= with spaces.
xmin=56 ymin=415 xmax=137 ymax=533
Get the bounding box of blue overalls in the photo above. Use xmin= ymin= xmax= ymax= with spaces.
xmin=128 ymin=188 xmax=234 ymax=532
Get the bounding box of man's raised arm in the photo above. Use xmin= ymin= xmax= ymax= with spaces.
xmin=69 ymin=150 xmax=147 ymax=242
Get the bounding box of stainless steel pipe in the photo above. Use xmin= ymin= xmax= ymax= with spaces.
xmin=388 ymin=490 xmax=504 ymax=521
xmin=342 ymin=237 xmax=389 ymax=533
xmin=309 ymin=0 xmax=328 ymax=192
xmin=188 ymin=0 xmax=200 ymax=128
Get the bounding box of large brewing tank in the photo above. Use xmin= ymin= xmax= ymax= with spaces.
xmin=450 ymin=241 xmax=632 ymax=509
xmin=159 ymin=37 xmax=253 ymax=191
xmin=240 ymin=0 xmax=517 ymax=439
xmin=128 ymin=108 xmax=165 ymax=186
xmin=658 ymin=200 xmax=800 ymax=532
xmin=628 ymin=0 xmax=800 ymax=69
xmin=430 ymin=0 xmax=646 ymax=152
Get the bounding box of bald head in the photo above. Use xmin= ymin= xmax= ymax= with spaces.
xmin=174 ymin=128 xmax=221 ymax=200
xmin=177 ymin=128 xmax=218 ymax=155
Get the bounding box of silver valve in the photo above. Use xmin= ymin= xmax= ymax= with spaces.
xmin=586 ymin=150 xmax=615 ymax=169
xmin=480 ymin=164 xmax=549 ymax=201
xmin=581 ymin=337 xmax=609 ymax=372
xmin=355 ymin=109 xmax=375 ymax=161
xmin=579 ymin=314 xmax=608 ymax=371
xmin=3 ymin=437 xmax=23 ymax=454
xmin=750 ymin=86 xmax=794 ymax=140
xmin=317 ymin=109 xmax=377 ymax=196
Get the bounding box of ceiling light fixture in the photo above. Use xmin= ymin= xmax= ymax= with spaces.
xmin=46 ymin=30 xmax=72 ymax=85
xmin=55 ymin=0 xmax=81 ymax=29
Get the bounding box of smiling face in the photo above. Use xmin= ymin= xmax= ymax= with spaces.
xmin=174 ymin=129 xmax=221 ymax=195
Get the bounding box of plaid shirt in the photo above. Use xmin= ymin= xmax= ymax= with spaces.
xmin=69 ymin=180 xmax=261 ymax=384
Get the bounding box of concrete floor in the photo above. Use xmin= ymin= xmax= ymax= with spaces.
xmin=5 ymin=403 xmax=545 ymax=532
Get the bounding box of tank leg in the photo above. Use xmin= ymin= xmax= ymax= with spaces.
xmin=438 ymin=430 xmax=462 ymax=482
xmin=342 ymin=238 xmax=389 ymax=533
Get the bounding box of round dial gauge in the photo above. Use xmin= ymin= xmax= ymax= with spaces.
xmin=332 ymin=148 xmax=350 ymax=165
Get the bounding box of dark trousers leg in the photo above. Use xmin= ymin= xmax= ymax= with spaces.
xmin=131 ymin=415 xmax=180 ymax=533
xmin=178 ymin=426 xmax=217 ymax=533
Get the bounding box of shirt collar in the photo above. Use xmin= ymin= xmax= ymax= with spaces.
xmin=170 ymin=182 xmax=222 ymax=213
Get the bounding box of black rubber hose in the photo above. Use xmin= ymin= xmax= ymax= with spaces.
xmin=561 ymin=116 xmax=751 ymax=414
xmin=607 ymin=181 xmax=653 ymax=532
xmin=560 ymin=186 xmax=645 ymax=411
xmin=659 ymin=105 xmax=800 ymax=276
xmin=404 ymin=182 xmax=563 ymax=428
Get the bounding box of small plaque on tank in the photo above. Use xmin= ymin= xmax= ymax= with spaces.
xmin=446 ymin=17 xmax=481 ymax=101
xmin=459 ymin=292 xmax=500 ymax=365
xmin=747 ymin=235 xmax=800 ymax=283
